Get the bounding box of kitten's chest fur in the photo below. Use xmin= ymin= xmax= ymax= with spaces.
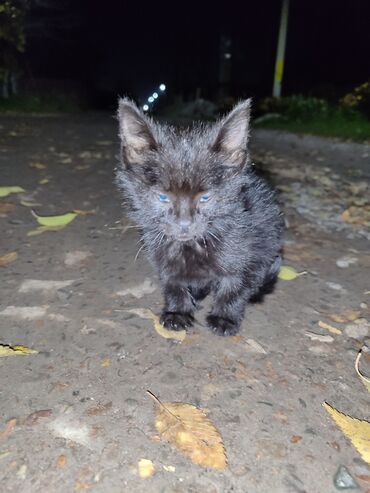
xmin=156 ymin=241 xmax=219 ymax=283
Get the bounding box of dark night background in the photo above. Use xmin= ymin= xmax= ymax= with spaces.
xmin=18 ymin=0 xmax=369 ymax=109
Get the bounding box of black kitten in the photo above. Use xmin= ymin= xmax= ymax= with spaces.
xmin=116 ymin=98 xmax=283 ymax=336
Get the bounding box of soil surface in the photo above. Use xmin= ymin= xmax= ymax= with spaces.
xmin=1 ymin=114 xmax=370 ymax=493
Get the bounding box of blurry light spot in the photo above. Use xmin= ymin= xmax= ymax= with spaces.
xmin=153 ymin=92 xmax=158 ymax=99
xmin=148 ymin=97 xmax=154 ymax=103
xmin=159 ymin=84 xmax=166 ymax=91
xmin=224 ymin=53 xmax=232 ymax=59
xmin=143 ymin=104 xmax=149 ymax=111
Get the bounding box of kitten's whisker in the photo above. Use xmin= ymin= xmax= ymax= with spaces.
xmin=134 ymin=243 xmax=146 ymax=262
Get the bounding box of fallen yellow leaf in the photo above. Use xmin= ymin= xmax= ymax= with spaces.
xmin=138 ymin=459 xmax=155 ymax=479
xmin=0 ymin=252 xmax=17 ymax=267
xmin=323 ymin=402 xmax=370 ymax=464
xmin=355 ymin=350 xmax=370 ymax=392
xmin=29 ymin=163 xmax=47 ymax=170
xmin=101 ymin=358 xmax=111 ymax=368
xmin=0 ymin=344 xmax=38 ymax=357
xmin=127 ymin=308 xmax=186 ymax=342
xmin=0 ymin=186 xmax=25 ymax=198
xmin=318 ymin=320 xmax=342 ymax=335
xmin=39 ymin=178 xmax=49 ymax=185
xmin=148 ymin=390 xmax=226 ymax=469
xmin=329 ymin=309 xmax=362 ymax=324
xmin=278 ymin=266 xmax=307 ymax=281
xmin=31 ymin=210 xmax=77 ymax=227
xmin=342 ymin=206 xmax=370 ymax=226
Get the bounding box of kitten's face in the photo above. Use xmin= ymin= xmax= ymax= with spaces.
xmin=117 ymin=98 xmax=251 ymax=243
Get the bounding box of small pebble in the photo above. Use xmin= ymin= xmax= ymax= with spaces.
xmin=345 ymin=319 xmax=370 ymax=339
xmin=326 ymin=282 xmax=347 ymax=293
xmin=336 ymin=256 xmax=358 ymax=269
xmin=333 ymin=465 xmax=359 ymax=490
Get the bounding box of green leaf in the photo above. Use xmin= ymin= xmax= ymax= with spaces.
xmin=31 ymin=211 xmax=77 ymax=227
xmin=278 ymin=266 xmax=307 ymax=281
xmin=0 ymin=186 xmax=25 ymax=198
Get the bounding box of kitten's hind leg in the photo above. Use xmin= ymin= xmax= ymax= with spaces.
xmin=160 ymin=283 xmax=195 ymax=331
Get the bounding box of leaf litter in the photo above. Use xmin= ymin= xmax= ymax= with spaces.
xmin=137 ymin=459 xmax=155 ymax=479
xmin=324 ymin=402 xmax=370 ymax=465
xmin=126 ymin=308 xmax=186 ymax=342
xmin=0 ymin=186 xmax=25 ymax=198
xmin=278 ymin=266 xmax=307 ymax=281
xmin=18 ymin=279 xmax=76 ymax=294
xmin=27 ymin=209 xmax=95 ymax=235
xmin=0 ymin=252 xmax=18 ymax=267
xmin=147 ymin=390 xmax=227 ymax=469
xmin=355 ymin=349 xmax=370 ymax=393
xmin=0 ymin=344 xmax=38 ymax=357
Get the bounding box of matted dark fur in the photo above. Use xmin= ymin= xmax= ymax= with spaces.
xmin=116 ymin=98 xmax=283 ymax=336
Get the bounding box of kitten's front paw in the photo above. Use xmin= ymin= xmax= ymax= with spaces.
xmin=206 ymin=314 xmax=240 ymax=336
xmin=160 ymin=312 xmax=194 ymax=330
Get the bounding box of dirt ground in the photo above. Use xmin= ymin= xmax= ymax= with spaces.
xmin=1 ymin=113 xmax=370 ymax=493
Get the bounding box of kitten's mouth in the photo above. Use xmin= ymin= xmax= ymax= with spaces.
xmin=175 ymin=234 xmax=195 ymax=242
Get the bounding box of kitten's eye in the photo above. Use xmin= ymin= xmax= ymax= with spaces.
xmin=199 ymin=194 xmax=210 ymax=203
xmin=158 ymin=193 xmax=170 ymax=203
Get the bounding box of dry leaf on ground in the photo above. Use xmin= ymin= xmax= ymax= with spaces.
xmin=18 ymin=279 xmax=75 ymax=294
xmin=305 ymin=331 xmax=334 ymax=343
xmin=0 ymin=305 xmax=48 ymax=319
xmin=328 ymin=310 xmax=362 ymax=324
xmin=278 ymin=266 xmax=307 ymax=281
xmin=24 ymin=409 xmax=52 ymax=426
xmin=0 ymin=252 xmax=17 ymax=267
xmin=342 ymin=206 xmax=370 ymax=226
xmin=29 ymin=162 xmax=47 ymax=170
xmin=0 ymin=203 xmax=16 ymax=214
xmin=127 ymin=308 xmax=186 ymax=342
xmin=138 ymin=459 xmax=155 ymax=479
xmin=117 ymin=278 xmax=156 ymax=299
xmin=0 ymin=418 xmax=17 ymax=439
xmin=0 ymin=344 xmax=38 ymax=357
xmin=355 ymin=350 xmax=370 ymax=392
xmin=318 ymin=320 xmax=342 ymax=335
xmin=324 ymin=402 xmax=370 ymax=464
xmin=148 ymin=390 xmax=226 ymax=469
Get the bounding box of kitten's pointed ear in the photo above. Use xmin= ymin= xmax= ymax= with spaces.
xmin=212 ymin=99 xmax=251 ymax=166
xmin=118 ymin=98 xmax=158 ymax=165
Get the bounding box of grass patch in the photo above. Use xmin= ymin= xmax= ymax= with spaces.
xmin=0 ymin=95 xmax=83 ymax=113
xmin=255 ymin=95 xmax=370 ymax=142
xmin=255 ymin=115 xmax=370 ymax=142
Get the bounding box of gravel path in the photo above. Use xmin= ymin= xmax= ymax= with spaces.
xmin=1 ymin=114 xmax=370 ymax=493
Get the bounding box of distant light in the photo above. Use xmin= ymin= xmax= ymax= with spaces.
xmin=143 ymin=104 xmax=149 ymax=111
xmin=153 ymin=92 xmax=158 ymax=99
xmin=224 ymin=53 xmax=232 ymax=59
xmin=159 ymin=84 xmax=166 ymax=91
xmin=148 ymin=96 xmax=154 ymax=103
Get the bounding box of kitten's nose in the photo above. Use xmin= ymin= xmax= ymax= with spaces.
xmin=179 ymin=219 xmax=191 ymax=232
